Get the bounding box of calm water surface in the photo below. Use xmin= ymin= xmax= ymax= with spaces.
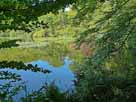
xmin=0 ymin=37 xmax=82 ymax=101
xmin=0 ymin=57 xmax=75 ymax=101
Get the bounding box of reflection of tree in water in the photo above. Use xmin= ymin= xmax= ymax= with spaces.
xmin=0 ymin=40 xmax=51 ymax=101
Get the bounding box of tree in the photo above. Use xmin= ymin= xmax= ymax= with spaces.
xmin=0 ymin=1 xmax=76 ymax=101
xmin=75 ymin=0 xmax=136 ymax=101
xmin=0 ymin=0 xmax=76 ymax=31
xmin=0 ymin=0 xmax=136 ymax=101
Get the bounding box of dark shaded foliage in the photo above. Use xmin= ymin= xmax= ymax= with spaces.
xmin=0 ymin=0 xmax=136 ymax=102
xmin=0 ymin=61 xmax=51 ymax=74
xmin=0 ymin=0 xmax=76 ymax=31
xmin=0 ymin=39 xmax=20 ymax=48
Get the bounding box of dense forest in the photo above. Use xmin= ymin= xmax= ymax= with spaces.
xmin=0 ymin=0 xmax=136 ymax=102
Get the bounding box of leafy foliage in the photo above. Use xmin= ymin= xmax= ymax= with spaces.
xmin=0 ymin=0 xmax=136 ymax=102
xmin=74 ymin=0 xmax=136 ymax=102
xmin=0 ymin=0 xmax=76 ymax=31
xmin=0 ymin=39 xmax=20 ymax=48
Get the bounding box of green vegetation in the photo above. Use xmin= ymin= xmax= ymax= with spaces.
xmin=0 ymin=42 xmax=82 ymax=67
xmin=0 ymin=0 xmax=136 ymax=102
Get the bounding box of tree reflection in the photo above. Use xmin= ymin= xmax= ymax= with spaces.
xmin=0 ymin=40 xmax=51 ymax=101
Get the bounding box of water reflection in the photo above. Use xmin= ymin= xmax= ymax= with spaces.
xmin=0 ymin=37 xmax=82 ymax=101
xmin=0 ymin=57 xmax=75 ymax=101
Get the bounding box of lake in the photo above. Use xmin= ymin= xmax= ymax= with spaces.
xmin=0 ymin=37 xmax=83 ymax=101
